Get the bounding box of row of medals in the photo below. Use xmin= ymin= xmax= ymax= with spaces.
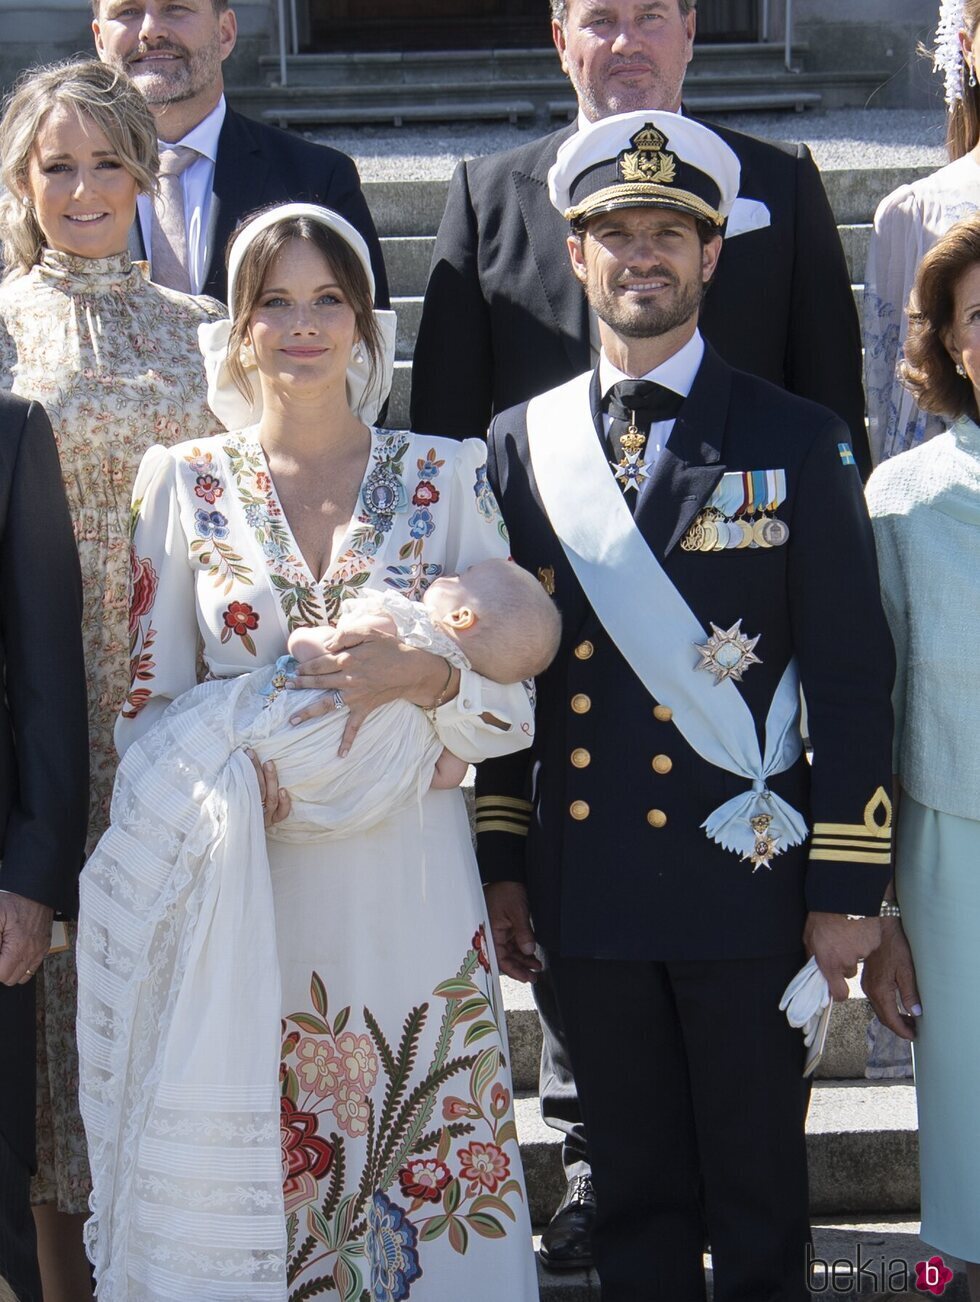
xmin=681 ymin=505 xmax=789 ymax=553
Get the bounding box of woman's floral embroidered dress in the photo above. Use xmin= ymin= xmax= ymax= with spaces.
xmin=0 ymin=250 xmax=223 ymax=1211
xmin=115 ymin=429 xmax=538 ymax=1301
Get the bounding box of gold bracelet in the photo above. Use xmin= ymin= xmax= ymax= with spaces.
xmin=430 ymin=657 xmax=455 ymax=711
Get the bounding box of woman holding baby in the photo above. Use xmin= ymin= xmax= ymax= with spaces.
xmin=76 ymin=204 xmax=548 ymax=1300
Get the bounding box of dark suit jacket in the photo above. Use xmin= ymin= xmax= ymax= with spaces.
xmin=411 ymin=118 xmax=870 ymax=477
xmin=136 ymin=107 xmax=390 ymax=309
xmin=475 ymin=346 xmax=893 ymax=961
xmin=0 ymin=394 xmax=88 ymax=1169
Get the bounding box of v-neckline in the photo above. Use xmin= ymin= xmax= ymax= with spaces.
xmin=251 ymin=426 xmax=378 ymax=586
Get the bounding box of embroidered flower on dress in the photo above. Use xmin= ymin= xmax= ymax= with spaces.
xmin=336 ymin=1031 xmax=379 ymax=1092
xmin=221 ymin=601 xmax=260 ymax=656
xmin=129 ymin=549 xmax=158 ymax=638
xmin=333 ymin=1083 xmax=370 ymax=1137
xmin=458 ymin=1141 xmax=510 ymax=1195
xmin=281 ymin=1097 xmax=334 ymax=1215
xmin=408 ymin=509 xmax=435 ymax=540
xmin=193 ymin=508 xmax=229 ymax=540
xmin=472 ymin=925 xmax=491 ymax=973
xmin=367 ymin=1192 xmax=423 ymax=1302
xmin=416 ymin=453 xmax=443 ymax=481
xmin=194 ymin=472 xmax=223 ymax=504
xmin=296 ymin=1037 xmax=346 ymax=1098
xmin=411 ymin=481 xmax=439 ymax=507
xmin=397 ymin=1158 xmax=452 ymax=1205
xmin=473 ymin=464 xmax=498 ymax=523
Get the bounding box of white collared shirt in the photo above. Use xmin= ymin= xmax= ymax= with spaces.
xmin=599 ymin=328 xmax=704 ymax=472
xmin=138 ymin=96 xmax=226 ymax=295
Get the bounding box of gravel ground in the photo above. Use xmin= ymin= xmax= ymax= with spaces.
xmin=313 ymin=108 xmax=948 ymax=180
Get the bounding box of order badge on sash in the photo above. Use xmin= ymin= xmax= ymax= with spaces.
xmin=681 ymin=469 xmax=789 ymax=553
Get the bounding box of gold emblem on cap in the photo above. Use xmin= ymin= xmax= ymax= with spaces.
xmin=618 ymin=123 xmax=677 ymax=186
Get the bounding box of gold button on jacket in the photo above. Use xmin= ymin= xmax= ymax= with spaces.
xmin=574 ymin=640 xmax=594 ymax=660
xmin=571 ymin=693 xmax=591 ymax=714
xmin=652 ymin=755 xmax=673 ymax=775
xmin=570 ymin=748 xmax=591 ymax=769
xmin=653 ymin=705 xmax=673 ymax=722
xmin=570 ymin=800 xmax=590 ymax=820
xmin=647 ymin=809 xmax=668 ymax=829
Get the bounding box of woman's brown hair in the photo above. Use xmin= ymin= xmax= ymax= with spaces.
xmin=901 ymin=211 xmax=980 ymax=421
xmin=946 ymin=0 xmax=980 ymax=159
xmin=225 ymin=211 xmax=383 ymax=408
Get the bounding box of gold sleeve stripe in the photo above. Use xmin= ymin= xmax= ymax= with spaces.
xmin=809 ymin=849 xmax=892 ymax=864
xmin=475 ymin=796 xmax=533 ymax=813
xmin=475 ymin=819 xmax=531 ymax=837
xmin=811 ymin=836 xmax=892 ymax=850
xmin=812 ymin=824 xmax=891 ymax=840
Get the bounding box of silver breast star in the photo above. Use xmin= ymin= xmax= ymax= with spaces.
xmin=694 ymin=619 xmax=762 ymax=685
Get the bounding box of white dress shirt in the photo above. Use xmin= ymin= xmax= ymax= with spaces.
xmin=138 ymin=96 xmax=226 ymax=296
xmin=598 ymin=328 xmax=703 ymax=478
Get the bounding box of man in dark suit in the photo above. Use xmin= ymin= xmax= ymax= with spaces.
xmin=0 ymin=395 xmax=88 ymax=1302
xmin=412 ymin=1 xmax=869 ymax=1265
xmin=92 ymin=0 xmax=388 ymax=306
xmin=476 ymin=111 xmax=893 ymax=1299
xmin=411 ymin=0 xmax=866 ymax=474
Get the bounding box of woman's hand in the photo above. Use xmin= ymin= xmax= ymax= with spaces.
xmin=286 ymin=628 xmax=458 ymax=756
xmin=861 ymin=918 xmax=921 ymax=1041
xmin=245 ymin=749 xmax=292 ymax=827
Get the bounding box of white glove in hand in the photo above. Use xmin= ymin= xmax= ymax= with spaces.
xmin=779 ymin=955 xmax=831 ymax=1047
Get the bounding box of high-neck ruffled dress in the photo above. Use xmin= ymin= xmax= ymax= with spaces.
xmin=0 ymin=249 xmax=225 ymax=1212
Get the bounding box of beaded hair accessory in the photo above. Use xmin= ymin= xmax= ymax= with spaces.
xmin=936 ymin=0 xmax=968 ymax=108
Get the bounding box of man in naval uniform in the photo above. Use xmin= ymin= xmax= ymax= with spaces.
xmin=476 ymin=111 xmax=895 ymax=1301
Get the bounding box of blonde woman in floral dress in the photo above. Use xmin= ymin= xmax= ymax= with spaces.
xmin=77 ymin=204 xmax=538 ymax=1301
xmin=0 ymin=59 xmax=223 ymax=1295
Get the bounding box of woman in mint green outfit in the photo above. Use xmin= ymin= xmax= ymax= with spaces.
xmin=864 ymin=211 xmax=980 ymax=1300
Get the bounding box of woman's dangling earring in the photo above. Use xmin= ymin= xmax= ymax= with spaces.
xmin=19 ymin=193 xmax=30 ymax=209
xmin=240 ymin=339 xmax=255 ymax=366
xmin=970 ymin=59 xmax=977 ymax=88
xmin=352 ymin=342 xmax=364 ymax=366
xmin=956 ymin=361 xmax=968 ymax=378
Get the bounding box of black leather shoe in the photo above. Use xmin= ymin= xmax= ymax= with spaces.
xmin=539 ymin=1174 xmax=596 ymax=1271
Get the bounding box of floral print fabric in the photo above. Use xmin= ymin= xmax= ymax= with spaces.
xmin=0 ymin=248 xmax=224 ymax=1210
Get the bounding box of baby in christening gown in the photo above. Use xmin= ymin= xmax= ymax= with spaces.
xmin=260 ymin=554 xmax=560 ymax=828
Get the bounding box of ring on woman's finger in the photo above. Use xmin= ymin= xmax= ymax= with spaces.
xmin=331 ymin=689 xmax=345 ymax=710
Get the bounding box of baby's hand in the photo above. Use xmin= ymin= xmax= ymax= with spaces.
xmin=287 ymin=626 xmax=333 ymax=662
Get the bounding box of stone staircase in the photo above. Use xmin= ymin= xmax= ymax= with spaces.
xmin=227 ymin=42 xmax=891 ymax=128
xmin=374 ymin=162 xmax=957 ymax=1294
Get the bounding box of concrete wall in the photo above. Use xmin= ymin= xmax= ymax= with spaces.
xmin=770 ymin=0 xmax=943 ymax=110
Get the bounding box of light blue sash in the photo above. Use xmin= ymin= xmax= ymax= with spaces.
xmin=526 ymin=372 xmax=807 ymax=861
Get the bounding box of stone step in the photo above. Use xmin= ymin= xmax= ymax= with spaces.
xmin=261 ymin=99 xmax=538 ymax=130
xmin=258 ymin=43 xmax=813 ymax=90
xmin=840 ymin=223 xmax=872 ymax=284
xmin=501 ymin=977 xmax=876 ymax=1091
xmin=535 ymin=1221 xmax=969 ymax=1299
xmin=381 ymin=235 xmax=435 ymax=298
xmin=515 ymin=1080 xmax=919 ymax=1228
xmin=361 ymin=168 xmax=933 ymax=244
xmin=392 ymin=295 xmax=422 ymax=361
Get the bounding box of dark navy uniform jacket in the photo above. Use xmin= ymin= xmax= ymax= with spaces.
xmin=475 ymin=344 xmax=894 ymax=962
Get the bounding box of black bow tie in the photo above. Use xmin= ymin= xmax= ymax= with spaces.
xmin=603 ymin=379 xmax=684 ymax=426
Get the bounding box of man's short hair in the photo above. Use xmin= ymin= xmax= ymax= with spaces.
xmin=550 ymin=0 xmax=696 ymax=24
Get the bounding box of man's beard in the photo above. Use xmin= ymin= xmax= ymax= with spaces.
xmin=586 ymin=270 xmax=704 ymax=339
xmin=120 ymin=39 xmax=220 ymax=106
